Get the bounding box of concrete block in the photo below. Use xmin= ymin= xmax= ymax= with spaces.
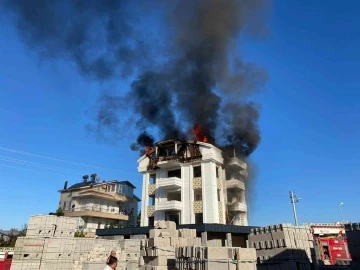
xmin=148 ymin=237 xmax=171 ymax=247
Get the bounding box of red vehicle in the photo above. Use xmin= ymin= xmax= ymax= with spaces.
xmin=0 ymin=249 xmax=12 ymax=270
xmin=310 ymin=223 xmax=352 ymax=266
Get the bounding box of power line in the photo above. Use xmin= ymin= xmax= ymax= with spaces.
xmin=0 ymin=156 xmax=82 ymax=174
xmin=0 ymin=163 xmax=65 ymax=176
xmin=0 ymin=146 xmax=138 ymax=174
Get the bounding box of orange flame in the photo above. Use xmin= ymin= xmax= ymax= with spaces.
xmin=192 ymin=124 xmax=208 ymax=143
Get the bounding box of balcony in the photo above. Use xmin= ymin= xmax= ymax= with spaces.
xmin=157 ymin=177 xmax=182 ymax=189
xmin=227 ymin=157 xmax=247 ymax=170
xmin=226 ymin=179 xmax=245 ymax=190
xmin=156 ymin=200 xmax=182 ymax=211
xmin=193 ymin=201 xmax=203 ymax=213
xmin=72 ymin=189 xmax=127 ymax=202
xmin=64 ymin=206 xmax=129 ymax=221
xmin=227 ymin=202 xmax=247 ymax=212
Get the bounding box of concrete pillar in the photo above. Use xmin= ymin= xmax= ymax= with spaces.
xmin=181 ymin=164 xmax=194 ymax=224
xmin=226 ymin=233 xmax=232 ymax=247
xmin=201 ymin=161 xmax=219 ymax=223
xmin=219 ymin=166 xmax=226 ymax=224
xmin=201 ymin=232 xmax=207 ymax=246
xmin=154 ymin=169 xmax=166 ymax=223
xmin=140 ymin=173 xmax=149 ymax=226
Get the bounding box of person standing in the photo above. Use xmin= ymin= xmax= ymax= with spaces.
xmin=104 ymin=256 xmax=118 ymax=270
xmin=106 ymin=250 xmax=116 ymax=264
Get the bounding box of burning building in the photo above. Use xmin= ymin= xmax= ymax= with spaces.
xmin=138 ymin=137 xmax=248 ymax=226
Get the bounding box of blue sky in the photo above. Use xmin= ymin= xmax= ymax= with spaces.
xmin=1 ymin=1 xmax=359 ymax=229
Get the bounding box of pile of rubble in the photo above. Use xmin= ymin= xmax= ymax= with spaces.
xmin=248 ymin=224 xmax=315 ymax=270
xmin=345 ymin=222 xmax=360 ymax=270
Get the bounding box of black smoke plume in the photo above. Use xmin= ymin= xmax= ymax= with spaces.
xmin=2 ymin=0 xmax=270 ymax=156
xmin=2 ymin=0 xmax=146 ymax=81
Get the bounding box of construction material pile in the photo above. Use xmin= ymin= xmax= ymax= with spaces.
xmin=138 ymin=221 xmax=257 ymax=270
xmin=248 ymin=224 xmax=315 ymax=270
xmin=139 ymin=221 xmax=200 ymax=270
xmin=11 ymin=215 xmax=141 ymax=270
xmin=11 ymin=215 xmax=77 ymax=270
xmin=345 ymin=222 xmax=360 ymax=270
xmin=175 ymin=246 xmax=257 ymax=270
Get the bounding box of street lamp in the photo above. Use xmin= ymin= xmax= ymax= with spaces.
xmin=339 ymin=202 xmax=344 ymax=223
xmin=289 ymin=191 xmax=301 ymax=226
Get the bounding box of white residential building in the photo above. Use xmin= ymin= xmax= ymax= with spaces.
xmin=138 ymin=139 xmax=248 ymax=227
xmin=59 ymin=176 xmax=140 ymax=236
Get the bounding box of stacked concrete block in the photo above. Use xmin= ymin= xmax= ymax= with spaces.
xmin=140 ymin=221 xmax=179 ymax=270
xmin=345 ymin=222 xmax=360 ymax=270
xmin=26 ymin=215 xmax=77 ymax=238
xmin=175 ymin=246 xmax=257 ymax=270
xmin=248 ymin=224 xmax=314 ymax=270
xmin=11 ymin=237 xmax=44 ymax=270
xmin=11 ymin=237 xmax=76 ymax=270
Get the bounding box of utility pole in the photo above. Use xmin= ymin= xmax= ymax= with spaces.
xmin=289 ymin=191 xmax=301 ymax=226
xmin=339 ymin=202 xmax=344 ymax=223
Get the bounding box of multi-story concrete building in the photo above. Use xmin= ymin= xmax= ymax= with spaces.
xmin=138 ymin=139 xmax=248 ymax=227
xmin=59 ymin=175 xmax=140 ymax=236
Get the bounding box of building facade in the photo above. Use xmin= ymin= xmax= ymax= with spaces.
xmin=59 ymin=176 xmax=140 ymax=236
xmin=138 ymin=139 xmax=248 ymax=227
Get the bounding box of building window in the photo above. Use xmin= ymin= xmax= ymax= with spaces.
xmin=148 ymin=217 xmax=154 ymax=227
xmin=63 ymin=201 xmax=67 ymax=210
xmin=168 ymin=169 xmax=181 ymax=178
xmin=216 ymin=167 xmax=219 ymax=178
xmin=148 ymin=196 xmax=155 ymax=206
xmin=195 ymin=213 xmax=203 ymax=224
xmin=193 ymin=166 xmax=201 ymax=178
xmin=149 ymin=174 xmax=156 ymax=184
xmin=111 ymin=185 xmax=115 ymax=192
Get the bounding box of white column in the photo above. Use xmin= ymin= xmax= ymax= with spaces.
xmin=181 ymin=164 xmax=194 ymax=224
xmin=140 ymin=173 xmax=149 ymax=226
xmin=201 ymin=161 xmax=219 ymax=223
xmin=219 ymin=166 xmax=226 ymax=224
xmin=154 ymin=169 xmax=166 ymax=223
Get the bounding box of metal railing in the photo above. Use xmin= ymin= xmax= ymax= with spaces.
xmin=69 ymin=206 xmax=129 ymax=216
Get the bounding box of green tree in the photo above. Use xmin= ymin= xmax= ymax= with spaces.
xmin=0 ymin=224 xmax=27 ymax=247
xmin=49 ymin=207 xmax=64 ymax=216
xmin=74 ymin=231 xmax=85 ymax=237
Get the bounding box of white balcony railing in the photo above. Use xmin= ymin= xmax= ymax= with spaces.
xmin=227 ymin=202 xmax=247 ymax=212
xmin=156 ymin=200 xmax=182 ymax=211
xmin=69 ymin=206 xmax=131 ymax=216
xmin=157 ymin=177 xmax=182 ymax=189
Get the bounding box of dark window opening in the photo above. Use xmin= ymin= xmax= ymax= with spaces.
xmin=216 ymin=167 xmax=219 ymax=178
xmin=167 ymin=191 xmax=181 ymax=201
xmin=148 ymin=196 xmax=155 ymax=206
xmin=166 ymin=212 xmax=180 ymax=225
xmin=168 ymin=169 xmax=181 ymax=178
xmin=148 ymin=217 xmax=154 ymax=227
xmin=195 ymin=213 xmax=203 ymax=224
xmin=217 ymin=190 xmax=221 ymax=201
xmin=150 ymin=174 xmax=156 ymax=184
xmin=193 ymin=166 xmax=201 ymax=178
xmin=226 ymin=171 xmax=231 ymax=180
